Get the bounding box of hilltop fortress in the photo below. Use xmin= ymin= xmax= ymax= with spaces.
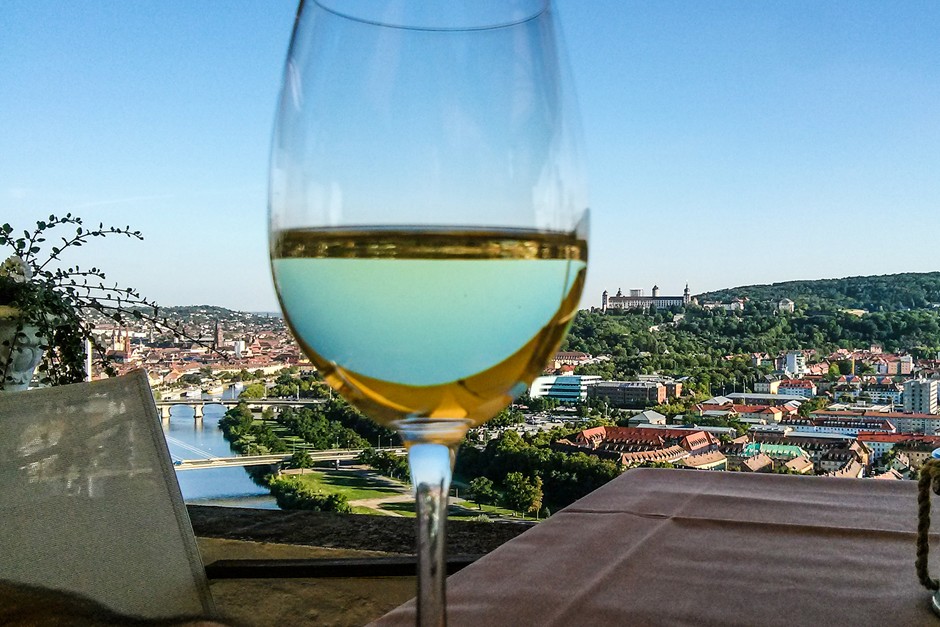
xmin=602 ymin=285 xmax=694 ymax=311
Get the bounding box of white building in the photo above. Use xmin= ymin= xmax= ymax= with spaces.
xmin=626 ymin=410 xmax=667 ymax=427
xmin=529 ymin=375 xmax=601 ymax=403
xmin=602 ymin=285 xmax=692 ymax=311
xmin=903 ymin=379 xmax=939 ymax=415
xmin=702 ymin=299 xmax=745 ymax=312
xmin=784 ymin=351 xmax=807 ymax=377
xmin=232 ymin=340 xmax=248 ymax=359
xmin=778 ymin=379 xmax=816 ymax=398
xmin=754 ymin=376 xmax=781 ymax=394
xmin=865 ymin=382 xmax=903 ymax=406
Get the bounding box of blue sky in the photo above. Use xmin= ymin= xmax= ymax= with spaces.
xmin=2 ymin=1 xmax=939 ymax=311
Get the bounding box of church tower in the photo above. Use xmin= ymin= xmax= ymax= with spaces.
xmin=683 ymin=283 xmax=691 ymax=304
xmin=213 ymin=320 xmax=223 ymax=351
xmin=601 ymin=290 xmax=609 ymax=312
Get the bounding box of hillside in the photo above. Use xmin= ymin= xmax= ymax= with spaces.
xmin=699 ymin=271 xmax=940 ymax=312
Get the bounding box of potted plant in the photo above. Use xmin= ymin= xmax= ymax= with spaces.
xmin=0 ymin=214 xmax=192 ymax=391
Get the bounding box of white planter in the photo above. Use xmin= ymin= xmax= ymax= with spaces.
xmin=0 ymin=313 xmax=44 ymax=392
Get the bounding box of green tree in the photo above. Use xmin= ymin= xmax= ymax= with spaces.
xmin=488 ymin=408 xmax=524 ymax=429
xmin=268 ymin=476 xmax=352 ymax=512
xmin=359 ymin=449 xmax=410 ymax=482
xmin=522 ymin=394 xmax=559 ymax=412
xmin=218 ymin=403 xmax=289 ymax=455
xmin=857 ymin=362 xmax=875 ymax=375
xmin=836 ymin=359 xmax=855 ymax=376
xmin=219 ymin=403 xmax=254 ymax=436
xmin=239 ymin=383 xmax=266 ymax=399
xmin=502 ymin=472 xmax=543 ymax=516
xmin=636 ymin=461 xmax=676 ymax=469
xmin=798 ymin=396 xmax=829 ymax=417
xmin=468 ymin=476 xmax=497 ymax=506
xmin=276 ymin=405 xmax=370 ymax=450
xmin=289 ymin=450 xmax=313 ymax=469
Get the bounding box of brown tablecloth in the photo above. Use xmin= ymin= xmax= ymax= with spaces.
xmin=374 ymin=468 xmax=937 ymax=626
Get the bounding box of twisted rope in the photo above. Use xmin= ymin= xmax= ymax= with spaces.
xmin=916 ymin=459 xmax=940 ymax=591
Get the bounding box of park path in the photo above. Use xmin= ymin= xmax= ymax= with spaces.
xmin=349 ymin=492 xmax=413 ymax=515
xmin=331 ymin=464 xmax=414 ymax=516
xmin=284 ymin=464 xmax=470 ymax=517
xmin=342 ymin=465 xmax=416 ymax=516
xmin=350 ymin=492 xmax=474 ymax=517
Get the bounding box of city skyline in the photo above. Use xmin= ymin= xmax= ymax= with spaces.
xmin=3 ymin=1 xmax=939 ymax=312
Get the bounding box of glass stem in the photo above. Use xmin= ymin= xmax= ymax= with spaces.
xmin=408 ymin=441 xmax=455 ymax=627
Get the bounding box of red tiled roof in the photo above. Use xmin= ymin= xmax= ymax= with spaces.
xmin=741 ymin=453 xmax=773 ymax=472
xmin=620 ymin=445 xmax=688 ymax=465
xmin=679 ymin=450 xmax=727 ymax=468
xmin=555 ymin=351 xmax=590 ymax=360
xmin=575 ymin=426 xmax=719 ymax=454
xmin=780 ymin=380 xmax=815 ymax=388
xmin=857 ymin=432 xmax=940 ymax=444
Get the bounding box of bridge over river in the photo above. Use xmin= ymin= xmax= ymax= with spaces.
xmin=155 ymin=397 xmax=326 ymax=419
xmin=166 ymin=435 xmax=405 ymax=471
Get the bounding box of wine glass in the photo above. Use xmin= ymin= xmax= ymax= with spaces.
xmin=268 ymin=1 xmax=587 ymax=623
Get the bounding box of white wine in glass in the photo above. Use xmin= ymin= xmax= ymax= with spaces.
xmin=272 ymin=228 xmax=585 ymax=427
xmin=269 ymin=1 xmax=587 ymax=624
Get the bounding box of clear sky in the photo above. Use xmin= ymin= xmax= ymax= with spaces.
xmin=2 ymin=1 xmax=939 ymax=312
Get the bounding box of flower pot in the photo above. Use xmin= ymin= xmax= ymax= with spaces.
xmin=0 ymin=310 xmax=44 ymax=392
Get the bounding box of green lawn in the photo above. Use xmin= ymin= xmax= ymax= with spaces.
xmin=351 ymin=505 xmax=393 ymax=516
xmin=291 ymin=469 xmax=405 ymax=501
xmin=275 ymin=462 xmax=538 ymax=521
xmin=448 ymin=501 xmax=523 ymax=520
xmin=376 ymin=501 xmax=416 ymax=517
xmin=255 ymin=418 xmax=316 ymax=451
xmin=376 ymin=499 xmax=528 ymax=521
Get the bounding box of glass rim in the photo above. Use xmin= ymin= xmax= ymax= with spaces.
xmin=308 ymin=0 xmax=550 ymax=32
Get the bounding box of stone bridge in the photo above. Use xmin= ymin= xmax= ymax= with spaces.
xmin=154 ymin=398 xmax=326 ymax=419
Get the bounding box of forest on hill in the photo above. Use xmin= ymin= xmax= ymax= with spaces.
xmin=698 ymin=271 xmax=940 ymax=312
xmin=561 ymin=304 xmax=940 ymax=395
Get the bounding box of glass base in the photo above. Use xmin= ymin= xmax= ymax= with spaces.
xmin=392 ymin=419 xmax=472 ymax=626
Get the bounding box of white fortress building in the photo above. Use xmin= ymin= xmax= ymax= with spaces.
xmin=602 ymin=284 xmax=693 ymax=311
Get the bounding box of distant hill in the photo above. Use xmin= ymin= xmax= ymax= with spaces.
xmin=699 ymin=271 xmax=940 ymax=312
xmin=155 ymin=305 xmax=279 ymax=324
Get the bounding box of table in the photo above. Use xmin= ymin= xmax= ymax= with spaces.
xmin=374 ymin=468 xmax=937 ymax=626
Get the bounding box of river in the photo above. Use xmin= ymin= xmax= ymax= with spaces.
xmin=161 ymin=387 xmax=278 ymax=509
